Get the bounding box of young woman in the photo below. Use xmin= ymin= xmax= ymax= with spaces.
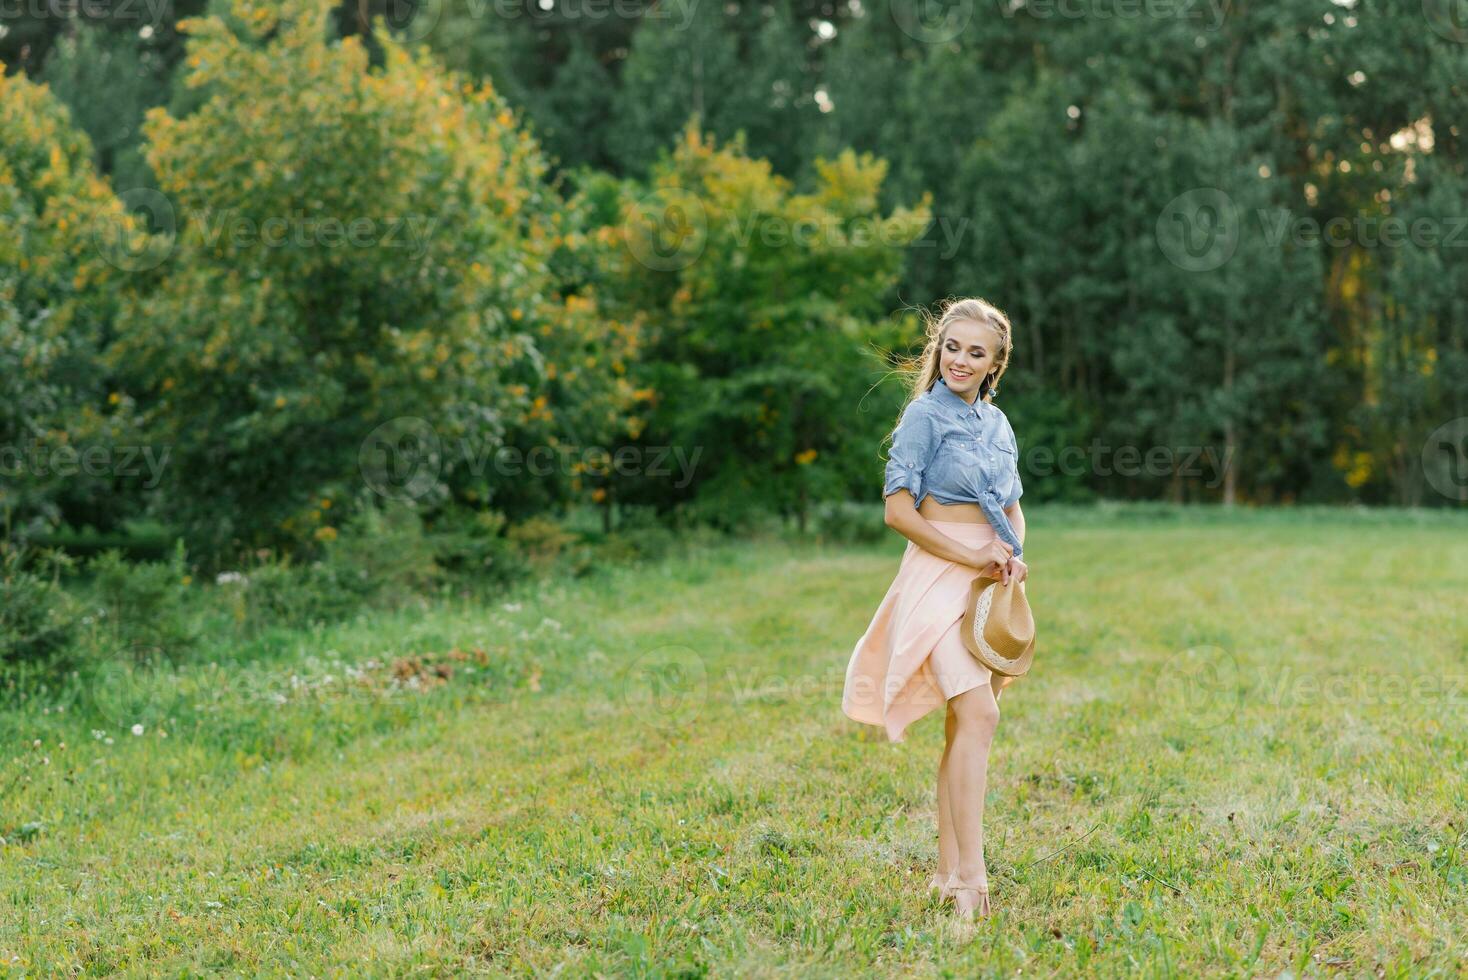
xmin=841 ymin=297 xmax=1028 ymax=922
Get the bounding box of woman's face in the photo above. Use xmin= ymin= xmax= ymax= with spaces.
xmin=939 ymin=318 xmax=1002 ymax=401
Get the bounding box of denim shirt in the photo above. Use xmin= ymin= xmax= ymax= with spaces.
xmin=882 ymin=376 xmax=1026 ymax=559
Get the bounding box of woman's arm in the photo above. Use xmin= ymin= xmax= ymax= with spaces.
xmin=1003 ymin=500 xmax=1025 ymax=550
xmin=1002 ymin=500 xmax=1028 ymax=582
xmin=884 ymin=491 xmax=1010 ymax=570
xmin=880 ymin=398 xmax=1013 ymax=572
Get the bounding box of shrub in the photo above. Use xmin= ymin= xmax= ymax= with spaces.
xmin=425 ymin=506 xmax=528 ymax=584
xmin=83 ymin=540 xmax=199 ymax=663
xmin=505 ymin=515 xmax=581 ymax=574
xmin=0 ymin=543 xmax=79 ymax=670
xmin=318 ymin=498 xmax=441 ymax=606
xmin=220 ymin=498 xmax=442 ymax=633
xmin=810 ymin=501 xmax=888 ymax=546
xmin=224 ymin=555 xmax=365 ymax=634
xmin=609 ymin=507 xmax=681 ymax=561
xmin=588 ymin=533 xmax=643 ymax=568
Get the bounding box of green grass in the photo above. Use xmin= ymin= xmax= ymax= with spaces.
xmin=2 ymin=504 xmax=1466 ymax=975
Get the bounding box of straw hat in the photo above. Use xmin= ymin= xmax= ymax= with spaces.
xmin=960 ymin=575 xmax=1036 ymax=677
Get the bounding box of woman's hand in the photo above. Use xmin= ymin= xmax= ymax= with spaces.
xmin=969 ymin=539 xmax=1013 ymax=579
xmin=1002 ymin=555 xmax=1028 ymax=586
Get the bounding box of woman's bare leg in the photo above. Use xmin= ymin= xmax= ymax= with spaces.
xmin=946 ymin=680 xmax=1001 ymax=916
xmin=936 ymin=703 xmax=959 ymax=887
xmin=941 ymin=670 xmax=1002 ymax=893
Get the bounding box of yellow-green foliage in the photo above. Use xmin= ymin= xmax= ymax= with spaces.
xmin=0 ymin=67 xmax=137 ymax=326
xmin=595 ymin=118 xmax=933 ymax=521
xmin=104 ymin=0 xmax=635 ymax=562
xmin=0 ymin=69 xmax=146 ymax=529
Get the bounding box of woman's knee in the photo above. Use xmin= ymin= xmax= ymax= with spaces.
xmin=948 ymin=684 xmax=999 ymax=735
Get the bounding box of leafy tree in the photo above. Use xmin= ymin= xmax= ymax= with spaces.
xmin=39 ymin=24 xmax=161 ymax=193
xmin=607 ymin=2 xmax=820 ymax=179
xmin=594 ymin=118 xmax=931 ymax=530
xmin=106 ymin=0 xmax=633 ymax=567
xmin=0 ymin=68 xmax=147 ymax=542
xmin=1358 ymin=152 xmax=1468 ymax=505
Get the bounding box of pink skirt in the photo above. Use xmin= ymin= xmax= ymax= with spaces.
xmin=842 ymin=520 xmax=1008 ymax=743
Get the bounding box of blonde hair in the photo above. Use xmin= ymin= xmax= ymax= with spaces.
xmin=897 ymin=296 xmax=1015 ymax=410
xmin=877 ymin=297 xmax=1014 ymax=460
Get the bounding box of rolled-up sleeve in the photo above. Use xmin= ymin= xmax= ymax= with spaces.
xmin=1005 ymin=473 xmax=1023 ymax=509
xmin=882 ymin=401 xmax=935 ymax=506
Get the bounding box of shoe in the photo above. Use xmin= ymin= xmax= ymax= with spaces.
xmin=927 ymin=871 xmax=954 ymax=901
xmin=945 ymin=871 xmax=991 ymax=920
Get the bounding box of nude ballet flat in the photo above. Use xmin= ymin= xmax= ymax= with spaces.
xmin=945 ymin=871 xmax=991 ymax=920
xmin=927 ymin=872 xmax=954 ymax=900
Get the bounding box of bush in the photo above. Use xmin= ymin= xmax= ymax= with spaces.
xmin=26 ymin=520 xmax=176 ymax=563
xmin=505 ymin=515 xmax=582 ymax=574
xmin=609 ymin=506 xmax=682 ymax=561
xmin=587 ymin=533 xmax=643 ymax=568
xmin=809 ymin=501 xmax=888 ymax=546
xmin=318 ymin=498 xmax=440 ymax=605
xmin=221 ymin=497 xmax=442 ymax=633
xmin=82 ymin=544 xmax=192 ymax=657
xmin=83 ymin=540 xmax=199 ymax=663
xmin=425 ymin=506 xmax=528 ymax=584
xmin=222 ymin=555 xmax=366 ymax=634
xmin=0 ymin=543 xmax=79 ymax=670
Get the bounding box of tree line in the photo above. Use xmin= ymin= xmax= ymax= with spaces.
xmin=3 ymin=0 xmax=1464 ymax=571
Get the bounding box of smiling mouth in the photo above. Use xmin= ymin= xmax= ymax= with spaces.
xmin=950 ymin=369 xmax=972 ymax=380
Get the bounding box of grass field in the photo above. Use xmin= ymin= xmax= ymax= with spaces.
xmin=2 ymin=504 xmax=1466 ymax=975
